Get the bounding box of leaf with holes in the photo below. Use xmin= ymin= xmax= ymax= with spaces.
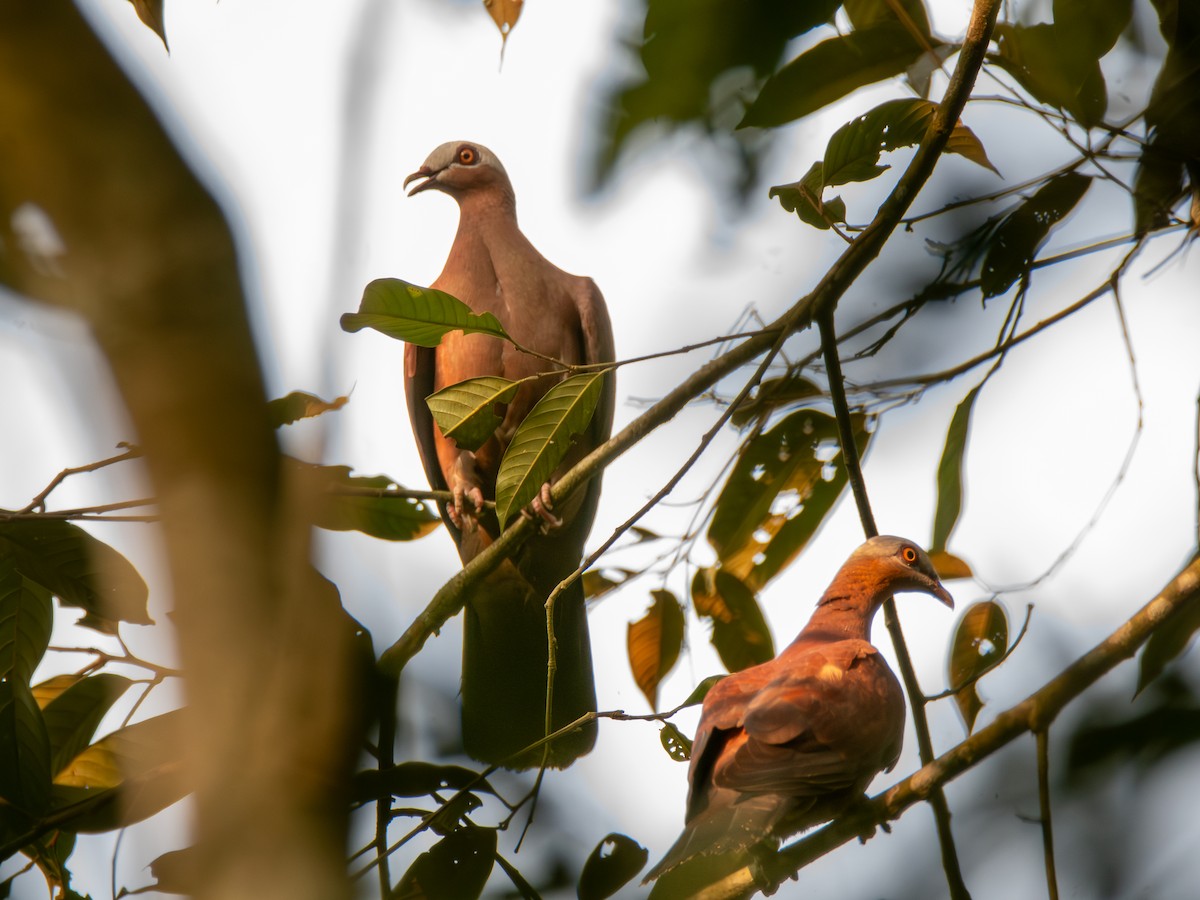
xmin=980 ymin=172 xmax=1091 ymax=298
xmin=708 ymin=408 xmax=870 ymax=591
xmin=692 ymin=568 xmax=774 ymax=673
xmin=579 ymin=833 xmax=650 ymax=900
xmin=627 ymin=590 xmax=685 ymax=709
xmin=0 ymin=557 xmax=53 ymax=683
xmin=494 ymin=371 xmax=607 ymax=528
xmin=394 ymin=824 xmax=496 ymax=900
xmin=932 ymin=382 xmax=984 ymax=553
xmin=949 ymin=600 xmax=1009 ymax=732
xmin=660 ymin=723 xmax=692 ymax=762
xmin=0 ymin=519 xmax=150 ymax=633
xmin=426 ymin=376 xmax=524 ymax=452
xmin=341 ymin=278 xmax=510 ymax=347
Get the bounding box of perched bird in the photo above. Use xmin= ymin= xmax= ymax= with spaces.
xmin=402 ymin=142 xmax=615 ymax=768
xmin=644 ymin=536 xmax=954 ymax=891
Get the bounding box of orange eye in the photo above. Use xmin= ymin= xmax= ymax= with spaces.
xmin=902 ymin=546 xmax=918 ymax=564
xmin=457 ymin=146 xmax=478 ymax=165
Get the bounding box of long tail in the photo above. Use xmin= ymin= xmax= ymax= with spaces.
xmin=460 ymin=562 xmax=597 ymax=769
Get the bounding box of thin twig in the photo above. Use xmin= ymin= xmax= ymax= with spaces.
xmin=1036 ymin=729 xmax=1060 ymax=900
xmin=20 ymin=446 xmax=141 ymax=514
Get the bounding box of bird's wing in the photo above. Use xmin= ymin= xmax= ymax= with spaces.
xmin=404 ymin=341 xmax=459 ymax=539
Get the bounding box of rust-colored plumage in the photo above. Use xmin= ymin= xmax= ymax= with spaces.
xmin=644 ymin=536 xmax=954 ymax=889
xmin=403 ymin=142 xmax=614 ymax=768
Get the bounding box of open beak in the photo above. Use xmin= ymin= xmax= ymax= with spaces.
xmin=403 ymin=166 xmax=438 ymax=196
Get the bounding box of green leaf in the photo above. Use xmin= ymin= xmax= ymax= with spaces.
xmin=0 ymin=558 xmax=53 ymax=683
xmin=341 ymin=278 xmax=511 ymax=347
xmin=731 ymin=374 xmax=823 ymax=428
xmin=0 ymin=675 xmax=52 ymax=816
xmin=1132 ymin=134 xmax=1186 ymax=234
xmin=932 ymin=383 xmax=984 ymax=553
xmin=578 ymin=833 xmax=650 ymax=900
xmin=980 ymin=172 xmax=1092 ymax=298
xmin=992 ymin=22 xmax=1109 ymax=126
xmin=659 ymin=722 xmax=692 ymax=762
xmin=41 ymin=673 xmax=134 ymax=778
xmin=627 ymin=590 xmax=685 ymax=710
xmin=1138 ymin=570 xmax=1200 ymax=695
xmin=494 ymin=371 xmax=608 ymax=529
xmin=287 ymin=459 xmax=440 ymax=542
xmin=769 ymin=163 xmax=848 ymax=231
xmin=948 ymin=600 xmax=1009 ymax=733
xmin=741 ymin=22 xmax=936 ymax=128
xmin=823 ymin=99 xmax=998 ymax=187
xmin=0 ymin=518 xmax=151 ymax=633
xmin=678 ymin=674 xmax=726 ymax=710
xmin=1053 ymin=0 xmax=1134 ymax=61
xmin=691 ymin=568 xmax=774 ymax=673
xmin=844 ymin=0 xmax=932 ymax=36
xmin=393 ymin=824 xmax=496 ymax=900
xmin=266 ymin=391 xmax=348 ymax=428
xmin=32 ymin=674 xmax=81 ymax=710
xmin=708 ymin=408 xmax=871 ymax=591
xmin=425 ymin=376 xmax=524 ymax=452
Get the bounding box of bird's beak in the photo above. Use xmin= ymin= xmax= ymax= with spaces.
xmin=404 ymin=166 xmax=438 ymax=196
xmin=930 ymin=581 xmax=955 ymax=609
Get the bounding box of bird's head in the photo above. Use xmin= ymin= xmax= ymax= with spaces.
xmin=848 ymin=535 xmax=955 ymax=608
xmin=403 ymin=141 xmax=513 ymax=202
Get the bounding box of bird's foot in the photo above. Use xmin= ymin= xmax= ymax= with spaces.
xmin=521 ymin=482 xmax=563 ymax=532
xmin=449 ymin=484 xmax=485 ymax=531
xmin=845 ymin=794 xmax=889 ymax=844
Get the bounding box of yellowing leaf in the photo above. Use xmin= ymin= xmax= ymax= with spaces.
xmin=484 ymin=0 xmax=523 ymax=42
xmin=948 ymin=600 xmax=1009 ymax=733
xmin=928 ymin=550 xmax=974 ymax=581
xmin=691 ymin=568 xmax=774 ymax=673
xmin=266 ymin=391 xmax=349 ymax=428
xmin=627 ymin=590 xmax=685 ymax=709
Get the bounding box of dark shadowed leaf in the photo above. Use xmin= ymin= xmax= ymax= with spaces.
xmin=0 ymin=519 xmax=150 ymax=633
xmin=266 ymin=391 xmax=349 ymax=428
xmin=932 ymin=382 xmax=984 ymax=553
xmin=1137 ymin=570 xmax=1200 ymax=694
xmin=949 ymin=600 xmax=1009 ymax=732
xmin=708 ymin=408 xmax=870 ymax=590
xmin=393 ymin=824 xmax=496 ymax=900
xmin=992 ymin=21 xmax=1112 ymax=126
xmin=769 ymin=163 xmax=848 ymax=231
xmin=147 ymin=847 xmax=199 ymax=895
xmin=583 ymin=568 xmax=637 ymax=601
xmin=31 ymin=674 xmax=81 ymax=710
xmin=980 ymin=172 xmax=1091 ymax=298
xmin=0 ymin=558 xmax=53 ymax=683
xmin=494 ymin=371 xmax=607 ymax=528
xmin=350 ymin=762 xmax=497 ymax=804
xmin=741 ymin=22 xmax=936 ymax=128
xmin=26 ymin=830 xmax=77 ymax=898
xmin=0 ymin=676 xmax=52 ymax=816
xmin=425 ymin=376 xmax=523 ymax=452
xmin=41 ymin=673 xmax=134 ymax=778
xmin=579 ymin=833 xmax=650 ymax=900
xmin=287 ymin=459 xmax=440 ymax=542
xmin=692 ymin=568 xmax=774 ymax=672
xmin=730 ymin=374 xmax=823 ymax=427
xmin=660 ymin=723 xmax=693 ymax=762
xmin=844 ymin=0 xmax=932 ymax=37
xmin=628 ymin=590 xmax=686 ymax=709
xmin=341 ymin=278 xmax=510 ymax=347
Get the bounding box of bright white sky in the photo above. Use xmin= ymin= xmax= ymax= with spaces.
xmin=4 ymin=0 xmax=1200 ymax=897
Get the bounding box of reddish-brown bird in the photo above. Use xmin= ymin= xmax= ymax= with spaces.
xmin=403 ymin=142 xmax=615 ymax=769
xmin=644 ymin=535 xmax=954 ymax=889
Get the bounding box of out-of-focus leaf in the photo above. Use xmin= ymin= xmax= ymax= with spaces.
xmin=948 ymin=600 xmax=1009 ymax=732
xmin=350 ymin=762 xmax=497 ymax=804
xmin=31 ymin=674 xmax=80 ymax=710
xmin=928 ymin=550 xmax=974 ymax=581
xmin=494 ymin=371 xmax=607 ymax=528
xmin=678 ymin=674 xmax=726 ymax=710
xmin=0 ymin=558 xmax=53 ymax=683
xmin=741 ymin=22 xmax=935 ymax=128
xmin=27 ymin=830 xmax=76 ymax=897
xmin=598 ymin=0 xmax=841 ymax=182
xmin=583 ymin=568 xmax=636 ymax=601
xmin=147 ymin=847 xmax=198 ymax=895
xmin=425 ymin=376 xmax=523 ymax=452
xmin=266 ymin=391 xmax=348 ymax=428
xmin=769 ymin=163 xmax=848 ymax=231
xmin=708 ymin=408 xmax=870 ymax=590
xmin=127 ymin=0 xmax=167 ymax=49
xmin=844 ymin=0 xmax=932 ymax=37
xmin=0 ymin=518 xmax=151 ymax=633
xmin=692 ymin=568 xmax=774 ymax=672
xmin=1133 ymin=134 xmax=1186 ymax=234
xmin=932 ymin=383 xmax=984 ymax=553
xmin=730 ymin=374 xmax=822 ymax=427
xmin=1138 ymin=571 xmax=1200 ymax=694
xmin=41 ymin=673 xmax=133 ymax=777
xmin=341 ymin=278 xmax=510 ymax=347
xmin=579 ymin=833 xmax=650 ymax=900
xmin=980 ymin=172 xmax=1091 ymax=298
xmin=483 ymin=0 xmax=522 ymax=45
xmin=660 ymin=723 xmax=692 ymax=762
xmin=627 ymin=590 xmax=685 ymax=709
xmin=393 ymin=824 xmax=496 ymax=900
xmin=0 ymin=676 xmax=51 ymax=816
xmin=287 ymin=459 xmax=440 ymax=542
